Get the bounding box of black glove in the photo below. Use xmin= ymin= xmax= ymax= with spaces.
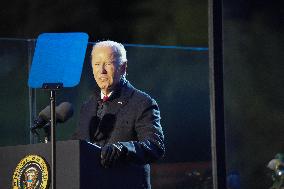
xmin=100 ymin=142 xmax=127 ymax=168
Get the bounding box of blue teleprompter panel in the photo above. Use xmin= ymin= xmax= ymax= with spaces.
xmin=28 ymin=32 xmax=89 ymax=88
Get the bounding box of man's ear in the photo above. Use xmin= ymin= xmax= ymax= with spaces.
xmin=120 ymin=61 xmax=127 ymax=75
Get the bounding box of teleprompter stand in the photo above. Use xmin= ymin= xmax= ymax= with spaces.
xmin=42 ymin=83 xmax=63 ymax=189
xmin=28 ymin=33 xmax=89 ymax=189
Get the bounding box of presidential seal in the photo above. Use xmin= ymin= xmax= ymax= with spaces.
xmin=12 ymin=155 xmax=49 ymax=189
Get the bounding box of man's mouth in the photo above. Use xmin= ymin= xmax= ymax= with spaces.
xmin=99 ymin=77 xmax=108 ymax=82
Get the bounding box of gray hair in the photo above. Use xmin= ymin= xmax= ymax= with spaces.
xmin=91 ymin=40 xmax=127 ymax=65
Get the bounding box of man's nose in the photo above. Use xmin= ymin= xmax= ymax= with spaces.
xmin=99 ymin=64 xmax=107 ymax=74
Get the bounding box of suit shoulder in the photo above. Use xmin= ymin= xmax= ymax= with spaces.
xmin=132 ymin=88 xmax=158 ymax=106
xmin=81 ymin=94 xmax=98 ymax=108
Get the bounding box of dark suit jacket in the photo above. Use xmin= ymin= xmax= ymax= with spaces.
xmin=73 ymin=79 xmax=165 ymax=189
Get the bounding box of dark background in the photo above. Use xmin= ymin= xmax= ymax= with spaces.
xmin=0 ymin=0 xmax=284 ymax=188
xmin=223 ymin=0 xmax=284 ymax=188
xmin=0 ymin=0 xmax=208 ymax=46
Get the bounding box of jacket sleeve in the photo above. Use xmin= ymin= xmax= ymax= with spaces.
xmin=120 ymin=97 xmax=165 ymax=164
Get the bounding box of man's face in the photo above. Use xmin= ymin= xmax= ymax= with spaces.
xmin=91 ymin=46 xmax=124 ymax=94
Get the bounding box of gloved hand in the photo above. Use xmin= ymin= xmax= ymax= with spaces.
xmin=100 ymin=142 xmax=127 ymax=168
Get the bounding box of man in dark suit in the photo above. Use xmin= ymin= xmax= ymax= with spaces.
xmin=73 ymin=40 xmax=165 ymax=188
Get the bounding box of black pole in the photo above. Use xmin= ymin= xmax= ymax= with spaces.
xmin=28 ymin=39 xmax=37 ymax=144
xmin=50 ymin=90 xmax=56 ymax=189
xmin=209 ymin=0 xmax=227 ymax=188
xmin=42 ymin=83 xmax=62 ymax=189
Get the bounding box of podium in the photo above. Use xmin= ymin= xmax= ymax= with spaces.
xmin=0 ymin=140 xmax=148 ymax=189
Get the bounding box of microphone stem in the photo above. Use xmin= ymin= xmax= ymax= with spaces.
xmin=50 ymin=90 xmax=56 ymax=189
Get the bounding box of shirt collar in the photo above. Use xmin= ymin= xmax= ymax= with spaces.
xmin=100 ymin=91 xmax=113 ymax=99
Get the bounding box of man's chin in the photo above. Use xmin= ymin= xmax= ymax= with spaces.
xmin=99 ymin=86 xmax=108 ymax=90
xmin=98 ymin=84 xmax=112 ymax=92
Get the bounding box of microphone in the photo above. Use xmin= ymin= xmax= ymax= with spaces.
xmin=31 ymin=102 xmax=74 ymax=131
xmin=56 ymin=102 xmax=74 ymax=123
xmin=32 ymin=105 xmax=51 ymax=131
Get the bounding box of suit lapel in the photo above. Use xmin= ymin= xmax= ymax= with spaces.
xmin=88 ymin=93 xmax=100 ymax=142
xmin=92 ymin=80 xmax=135 ymax=144
xmin=105 ymin=80 xmax=134 ymax=116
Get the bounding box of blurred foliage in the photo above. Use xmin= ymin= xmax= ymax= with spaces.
xmin=267 ymin=153 xmax=284 ymax=189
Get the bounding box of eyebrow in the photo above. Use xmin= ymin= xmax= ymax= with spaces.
xmin=93 ymin=60 xmax=117 ymax=64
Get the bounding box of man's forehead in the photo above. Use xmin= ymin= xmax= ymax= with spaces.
xmin=93 ymin=46 xmax=115 ymax=53
xmin=92 ymin=46 xmax=119 ymax=58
